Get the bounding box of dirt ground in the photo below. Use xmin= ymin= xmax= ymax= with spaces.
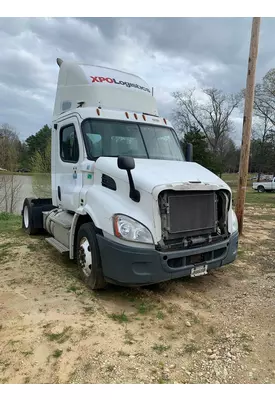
xmin=0 ymin=205 xmax=275 ymax=384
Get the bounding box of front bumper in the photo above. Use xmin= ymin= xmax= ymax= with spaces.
xmin=97 ymin=231 xmax=239 ymax=287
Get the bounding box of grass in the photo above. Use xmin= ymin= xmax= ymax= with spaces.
xmin=67 ymin=285 xmax=81 ymax=293
xmin=156 ymin=311 xmax=165 ymax=320
xmin=152 ymin=344 xmax=171 ymax=354
xmin=44 ymin=326 xmax=72 ymax=344
xmin=0 ymin=212 xmax=21 ymax=232
xmin=0 ymin=212 xmax=16 ymax=221
xmin=244 ymin=191 xmax=275 ymax=207
xmin=136 ymin=301 xmax=155 ymax=315
xmin=222 ymin=173 xmax=275 ymax=207
xmin=52 ymin=349 xmax=63 ymax=358
xmin=109 ymin=311 xmax=129 ymax=324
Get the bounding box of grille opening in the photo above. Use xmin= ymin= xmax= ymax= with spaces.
xmin=214 ymin=247 xmax=227 ymax=259
xmin=168 ymin=257 xmax=183 ymax=268
xmin=167 ymin=246 xmax=227 ymax=269
xmin=158 ymin=189 xmax=230 ymax=252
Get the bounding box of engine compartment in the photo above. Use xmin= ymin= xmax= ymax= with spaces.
xmin=157 ymin=189 xmax=230 ymax=251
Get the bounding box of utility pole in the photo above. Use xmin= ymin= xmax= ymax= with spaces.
xmin=235 ymin=17 xmax=261 ymax=235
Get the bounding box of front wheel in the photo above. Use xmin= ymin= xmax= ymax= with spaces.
xmin=257 ymin=185 xmax=265 ymax=193
xmin=76 ymin=222 xmax=106 ymax=290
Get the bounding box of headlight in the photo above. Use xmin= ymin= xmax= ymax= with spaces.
xmin=232 ymin=210 xmax=238 ymax=233
xmin=113 ymin=215 xmax=153 ymax=244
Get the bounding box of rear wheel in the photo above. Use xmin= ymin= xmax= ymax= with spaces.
xmin=76 ymin=222 xmax=106 ymax=290
xmin=257 ymin=185 xmax=265 ymax=193
xmin=22 ymin=198 xmax=38 ymax=235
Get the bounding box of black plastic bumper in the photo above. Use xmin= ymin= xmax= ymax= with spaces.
xmin=97 ymin=231 xmax=239 ymax=287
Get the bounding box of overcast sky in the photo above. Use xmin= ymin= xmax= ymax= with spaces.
xmin=1 ymin=17 xmax=275 ymax=142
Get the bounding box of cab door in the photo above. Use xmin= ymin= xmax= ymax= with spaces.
xmin=55 ymin=117 xmax=84 ymax=211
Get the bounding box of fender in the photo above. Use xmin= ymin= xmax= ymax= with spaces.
xmin=69 ymin=205 xmax=100 ymax=259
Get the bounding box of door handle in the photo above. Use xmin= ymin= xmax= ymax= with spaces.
xmin=57 ymin=186 xmax=61 ymax=201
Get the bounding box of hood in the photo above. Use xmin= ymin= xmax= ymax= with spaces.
xmin=95 ymin=158 xmax=230 ymax=194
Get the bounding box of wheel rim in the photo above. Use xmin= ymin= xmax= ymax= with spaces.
xmin=79 ymin=237 xmax=92 ymax=277
xmin=23 ymin=206 xmax=29 ymax=228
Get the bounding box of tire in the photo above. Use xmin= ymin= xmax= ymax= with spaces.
xmin=257 ymin=185 xmax=265 ymax=193
xmin=22 ymin=198 xmax=39 ymax=235
xmin=76 ymin=222 xmax=106 ymax=290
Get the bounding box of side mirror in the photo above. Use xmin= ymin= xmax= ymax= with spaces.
xmin=117 ymin=156 xmax=140 ymax=202
xmin=185 ymin=143 xmax=193 ymax=162
xmin=117 ymin=156 xmax=135 ymax=171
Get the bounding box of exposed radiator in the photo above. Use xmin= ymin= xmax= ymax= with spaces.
xmin=168 ymin=191 xmax=217 ymax=235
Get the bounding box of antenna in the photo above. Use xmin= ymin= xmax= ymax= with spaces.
xmin=152 ymin=87 xmax=154 ymax=96
xmin=56 ymin=58 xmax=63 ymax=67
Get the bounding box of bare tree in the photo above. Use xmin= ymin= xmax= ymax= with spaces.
xmin=253 ymin=69 xmax=275 ymax=127
xmin=249 ymin=70 xmax=275 ymax=180
xmin=0 ymin=175 xmax=22 ymax=213
xmin=250 ymin=118 xmax=275 ymax=181
xmin=172 ymin=88 xmax=242 ymax=153
xmin=31 ymin=137 xmax=51 ymax=198
xmin=0 ymin=123 xmax=21 ymax=171
xmin=0 ymin=123 xmax=22 ymax=213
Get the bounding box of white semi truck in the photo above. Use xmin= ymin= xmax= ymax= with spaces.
xmin=21 ymin=58 xmax=239 ymax=289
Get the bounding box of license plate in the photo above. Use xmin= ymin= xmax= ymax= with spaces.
xmin=190 ymin=264 xmax=208 ymax=277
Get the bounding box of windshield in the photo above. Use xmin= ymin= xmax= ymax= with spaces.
xmin=82 ymin=119 xmax=185 ymax=161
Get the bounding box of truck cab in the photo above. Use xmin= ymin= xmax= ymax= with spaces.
xmin=22 ymin=58 xmax=239 ymax=289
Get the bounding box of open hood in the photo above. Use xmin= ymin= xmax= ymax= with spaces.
xmin=95 ymin=158 xmax=231 ymax=195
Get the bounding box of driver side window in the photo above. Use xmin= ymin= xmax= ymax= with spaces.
xmin=60 ymin=124 xmax=79 ymax=163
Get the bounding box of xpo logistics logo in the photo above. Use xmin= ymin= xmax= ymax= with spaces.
xmin=90 ymin=76 xmax=151 ymax=93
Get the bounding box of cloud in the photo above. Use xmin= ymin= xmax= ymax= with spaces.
xmin=0 ymin=17 xmax=275 ymax=142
